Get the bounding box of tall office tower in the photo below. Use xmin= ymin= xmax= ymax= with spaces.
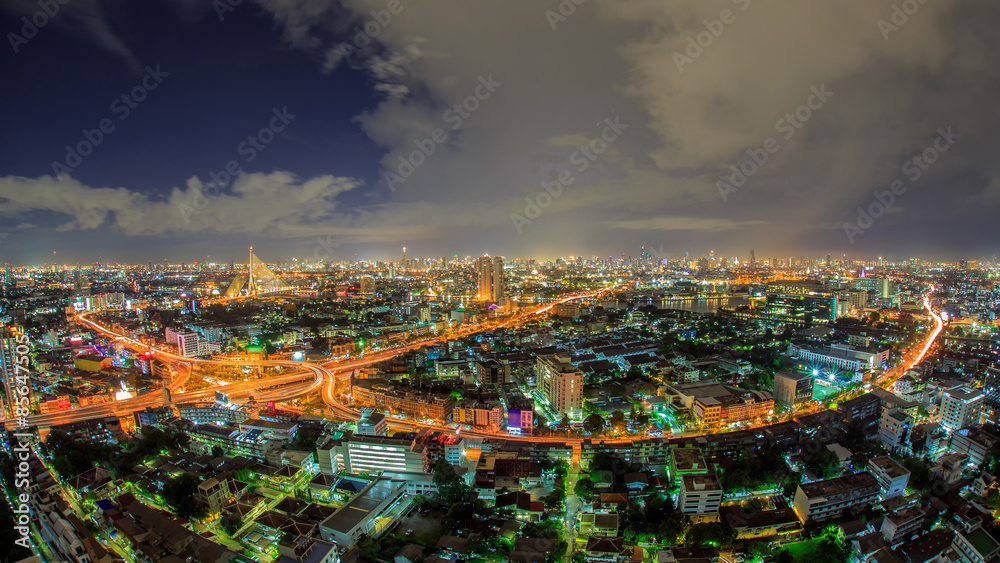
xmin=826 ymin=254 xmax=832 ymax=268
xmin=73 ymin=265 xmax=82 ymax=293
xmin=402 ymin=247 xmax=407 ymax=269
xmin=749 ymin=249 xmax=755 ymax=267
xmin=475 ymin=255 xmax=505 ymax=303
xmin=491 ymin=256 xmax=504 ymax=303
xmin=476 ymin=256 xmax=493 ymax=300
xmin=4 ymin=263 xmax=11 ymax=285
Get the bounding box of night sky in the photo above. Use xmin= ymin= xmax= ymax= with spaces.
xmin=1 ymin=0 xmax=997 ymax=265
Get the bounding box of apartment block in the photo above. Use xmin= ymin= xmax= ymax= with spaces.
xmin=536 ymin=354 xmax=583 ymax=418
xmin=792 ymin=472 xmax=880 ymax=523
xmin=679 ymin=474 xmax=723 ymax=523
xmin=867 ymin=456 xmax=910 ymax=500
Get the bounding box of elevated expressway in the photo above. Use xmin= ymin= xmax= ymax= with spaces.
xmin=5 ymin=284 xmax=943 ymax=449
xmin=4 ymin=290 xmax=609 ymax=434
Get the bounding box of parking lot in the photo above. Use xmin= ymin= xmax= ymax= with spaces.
xmin=393 ymin=505 xmax=449 ymax=546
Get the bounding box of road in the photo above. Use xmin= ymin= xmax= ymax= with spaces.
xmin=6 ymin=283 xmax=944 ymax=452
xmin=4 ymin=290 xmax=610 ymax=431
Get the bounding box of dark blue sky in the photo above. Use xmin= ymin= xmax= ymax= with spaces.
xmin=1 ymin=0 xmax=998 ymax=265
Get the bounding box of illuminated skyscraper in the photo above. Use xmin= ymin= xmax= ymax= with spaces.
xmin=475 ymin=255 xmax=505 ymax=303
xmin=491 ymin=256 xmax=504 ymax=303
xmin=402 ymin=246 xmax=407 ymax=269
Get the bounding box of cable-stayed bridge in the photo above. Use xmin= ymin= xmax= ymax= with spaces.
xmin=224 ymin=247 xmax=293 ymax=298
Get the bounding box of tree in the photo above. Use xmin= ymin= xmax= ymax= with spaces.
xmin=162 ymin=472 xmax=206 ymax=520
xmin=628 ymin=406 xmax=650 ymax=429
xmin=574 ymin=477 xmax=595 ymax=499
xmin=609 ymin=410 xmax=626 ymax=430
xmin=548 ymin=540 xmax=568 ymax=563
xmin=685 ymin=521 xmax=736 ymax=548
xmin=561 ymin=414 xmax=571 ymax=430
xmin=211 ymin=445 xmax=225 ymax=458
xmin=469 ymin=534 xmax=512 ymax=559
xmin=543 ymin=487 xmax=566 ymax=510
xmin=220 ymin=512 xmax=242 ymax=536
xmin=583 ymin=413 xmax=606 ymax=434
xmin=433 ymin=459 xmax=470 ymax=504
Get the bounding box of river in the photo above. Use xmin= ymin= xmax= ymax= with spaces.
xmin=594 ymin=297 xmax=752 ymax=314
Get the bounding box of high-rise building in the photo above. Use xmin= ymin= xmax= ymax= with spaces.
xmin=939 ymin=385 xmax=984 ymax=432
xmin=536 ymin=355 xmax=583 ymax=418
xmin=402 ymin=246 xmax=407 ymax=268
xmin=491 ymin=256 xmax=504 ymax=302
xmin=475 ymin=255 xmax=505 ymax=303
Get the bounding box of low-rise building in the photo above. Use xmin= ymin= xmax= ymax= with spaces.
xmin=198 ymin=477 xmax=233 ymax=514
xmin=319 ymin=479 xmax=406 ymax=549
xmin=879 ymin=506 xmax=925 ymax=546
xmin=878 ymin=407 xmax=912 ymax=453
xmin=792 ymin=472 xmax=880 ymax=523
xmin=720 ymin=506 xmax=801 ymax=539
xmin=679 ymin=474 xmax=723 ymax=523
xmin=772 ymin=371 xmax=814 ymax=407
xmin=579 ymin=513 xmax=620 ymax=538
xmin=867 ymin=457 xmax=910 ymax=500
xmin=952 ymin=525 xmax=1000 ymax=563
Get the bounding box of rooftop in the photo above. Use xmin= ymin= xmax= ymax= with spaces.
xmin=320 ymin=478 xmax=402 ymax=534
xmin=869 ymin=456 xmax=910 ymax=479
xmin=682 ymin=473 xmax=722 ymax=492
xmin=960 ymin=528 xmax=1000 ymax=558
xmin=798 ymin=472 xmax=879 ymax=499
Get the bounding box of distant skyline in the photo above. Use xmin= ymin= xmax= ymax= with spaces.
xmin=2 ymin=1 xmax=999 ymax=264
xmin=3 ymin=245 xmax=992 ymax=267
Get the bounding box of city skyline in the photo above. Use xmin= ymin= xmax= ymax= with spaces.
xmin=2 ymin=1 xmax=999 ymax=263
